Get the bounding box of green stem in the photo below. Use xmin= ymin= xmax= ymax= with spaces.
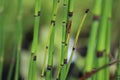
xmin=61 ymin=0 xmax=74 ymax=79
xmin=84 ymin=0 xmax=102 ymax=80
xmin=45 ymin=0 xmax=60 ymax=80
xmin=0 ymin=0 xmax=4 ymax=79
xmin=7 ymin=44 xmax=16 ymax=80
xmin=96 ymin=0 xmax=109 ymax=80
xmin=63 ymin=9 xmax=89 ymax=80
xmin=14 ymin=0 xmax=22 ymax=80
xmin=28 ymin=0 xmax=41 ymax=80
xmin=105 ymin=0 xmax=112 ymax=80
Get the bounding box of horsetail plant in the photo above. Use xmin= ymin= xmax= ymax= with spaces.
xmin=7 ymin=45 xmax=16 ymax=80
xmin=61 ymin=0 xmax=74 ymax=79
xmin=84 ymin=0 xmax=102 ymax=80
xmin=63 ymin=9 xmax=89 ymax=80
xmin=105 ymin=0 xmax=112 ymax=80
xmin=96 ymin=0 xmax=109 ymax=80
xmin=41 ymin=0 xmax=60 ymax=78
xmin=28 ymin=0 xmax=41 ymax=80
xmin=56 ymin=0 xmax=68 ymax=80
xmin=14 ymin=0 xmax=23 ymax=80
xmin=0 ymin=0 xmax=5 ymax=79
xmin=45 ymin=0 xmax=60 ymax=80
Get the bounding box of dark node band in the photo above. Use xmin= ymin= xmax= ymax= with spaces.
xmin=41 ymin=75 xmax=44 ymax=77
xmin=56 ymin=78 xmax=59 ymax=80
xmin=51 ymin=20 xmax=56 ymax=26
xmin=31 ymin=53 xmax=34 ymax=56
xmin=47 ymin=65 xmax=52 ymax=70
xmin=68 ymin=12 xmax=73 ymax=17
xmin=84 ymin=72 xmax=92 ymax=78
xmin=62 ymin=41 xmax=65 ymax=44
xmin=63 ymin=4 xmax=67 ymax=6
xmin=97 ymin=51 xmax=104 ymax=57
xmin=65 ymin=43 xmax=67 ymax=46
xmin=62 ymin=21 xmax=66 ymax=24
xmin=72 ymin=47 xmax=75 ymax=51
xmin=60 ymin=64 xmax=64 ymax=66
xmin=67 ymin=21 xmax=72 ymax=33
xmin=93 ymin=15 xmax=100 ymax=20
xmin=64 ymin=59 xmax=67 ymax=64
xmin=58 ymin=0 xmax=60 ymax=3
xmin=33 ymin=55 xmax=37 ymax=61
xmin=85 ymin=9 xmax=89 ymax=13
xmin=46 ymin=46 xmax=48 ymax=49
xmin=34 ymin=11 xmax=41 ymax=17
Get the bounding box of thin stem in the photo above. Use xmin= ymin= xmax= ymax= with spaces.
xmin=96 ymin=0 xmax=109 ymax=80
xmin=7 ymin=44 xmax=16 ymax=80
xmin=28 ymin=0 xmax=41 ymax=80
xmin=45 ymin=0 xmax=60 ymax=80
xmin=56 ymin=0 xmax=68 ymax=79
xmin=105 ymin=0 xmax=112 ymax=80
xmin=0 ymin=0 xmax=4 ymax=79
xmin=84 ymin=0 xmax=102 ymax=80
xmin=61 ymin=0 xmax=74 ymax=79
xmin=63 ymin=9 xmax=89 ymax=80
xmin=14 ymin=0 xmax=22 ymax=80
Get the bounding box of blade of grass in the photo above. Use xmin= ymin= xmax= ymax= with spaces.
xmin=28 ymin=0 xmax=41 ymax=80
xmin=63 ymin=9 xmax=89 ymax=80
xmin=0 ymin=0 xmax=4 ymax=79
xmin=84 ymin=0 xmax=102 ymax=80
xmin=14 ymin=0 xmax=22 ymax=80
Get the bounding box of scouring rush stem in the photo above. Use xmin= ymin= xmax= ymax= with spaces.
xmin=14 ymin=0 xmax=23 ymax=80
xmin=96 ymin=0 xmax=109 ymax=80
xmin=105 ymin=0 xmax=112 ymax=80
xmin=63 ymin=9 xmax=89 ymax=80
xmin=45 ymin=0 xmax=60 ymax=80
xmin=0 ymin=0 xmax=5 ymax=79
xmin=84 ymin=0 xmax=102 ymax=80
xmin=56 ymin=0 xmax=68 ymax=80
xmin=7 ymin=44 xmax=16 ymax=80
xmin=28 ymin=0 xmax=41 ymax=80
xmin=61 ymin=0 xmax=74 ymax=79
xmin=41 ymin=1 xmax=60 ymax=78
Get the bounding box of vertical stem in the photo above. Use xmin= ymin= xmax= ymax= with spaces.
xmin=63 ymin=9 xmax=89 ymax=80
xmin=28 ymin=0 xmax=41 ymax=80
xmin=61 ymin=0 xmax=74 ymax=79
xmin=56 ymin=0 xmax=68 ymax=80
xmin=96 ymin=0 xmax=109 ymax=80
xmin=84 ymin=0 xmax=102 ymax=80
xmin=0 ymin=0 xmax=4 ymax=80
xmin=14 ymin=0 xmax=22 ymax=80
xmin=7 ymin=44 xmax=16 ymax=80
xmin=105 ymin=0 xmax=112 ymax=80
xmin=45 ymin=0 xmax=60 ymax=80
